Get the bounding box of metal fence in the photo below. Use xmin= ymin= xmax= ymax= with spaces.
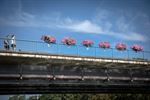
xmin=0 ymin=38 xmax=150 ymax=61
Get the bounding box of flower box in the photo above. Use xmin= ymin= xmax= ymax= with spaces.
xmin=131 ymin=44 xmax=143 ymax=52
xmin=99 ymin=42 xmax=110 ymax=49
xmin=116 ymin=43 xmax=126 ymax=51
xmin=81 ymin=40 xmax=94 ymax=47
xmin=41 ymin=35 xmax=56 ymax=44
xmin=61 ymin=37 xmax=76 ymax=46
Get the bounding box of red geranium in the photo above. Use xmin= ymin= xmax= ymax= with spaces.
xmin=61 ymin=37 xmax=76 ymax=46
xmin=131 ymin=44 xmax=143 ymax=52
xmin=99 ymin=42 xmax=110 ymax=49
xmin=116 ymin=43 xmax=126 ymax=51
xmin=81 ymin=40 xmax=94 ymax=47
xmin=41 ymin=35 xmax=56 ymax=43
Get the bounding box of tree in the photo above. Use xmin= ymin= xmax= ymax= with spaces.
xmin=9 ymin=94 xmax=150 ymax=100
xmin=9 ymin=95 xmax=25 ymax=100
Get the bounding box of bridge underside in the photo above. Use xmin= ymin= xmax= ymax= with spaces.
xmin=0 ymin=51 xmax=150 ymax=94
xmin=0 ymin=83 xmax=150 ymax=94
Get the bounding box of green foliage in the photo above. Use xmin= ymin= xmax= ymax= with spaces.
xmin=39 ymin=94 xmax=62 ymax=100
xmin=110 ymin=94 xmax=150 ymax=100
xmin=9 ymin=95 xmax=25 ymax=100
xmin=90 ymin=94 xmax=112 ymax=100
xmin=28 ymin=95 xmax=39 ymax=100
xmin=8 ymin=94 xmax=150 ymax=100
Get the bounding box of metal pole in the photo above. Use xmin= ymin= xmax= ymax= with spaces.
xmin=142 ymin=51 xmax=145 ymax=60
xmin=81 ymin=66 xmax=84 ymax=80
xmin=129 ymin=68 xmax=133 ymax=82
xmin=76 ymin=45 xmax=79 ymax=56
xmin=57 ymin=43 xmax=59 ymax=54
xmin=111 ymin=48 xmax=113 ymax=59
xmin=19 ymin=64 xmax=23 ymax=80
xmin=35 ymin=41 xmax=37 ymax=52
xmin=105 ymin=67 xmax=110 ymax=81
xmin=127 ymin=50 xmax=129 ymax=60
xmin=94 ymin=47 xmax=96 ymax=58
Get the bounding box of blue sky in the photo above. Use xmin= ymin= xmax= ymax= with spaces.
xmin=0 ymin=0 xmax=150 ymax=54
xmin=0 ymin=0 xmax=150 ymax=98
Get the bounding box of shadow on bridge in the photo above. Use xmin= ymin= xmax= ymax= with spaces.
xmin=0 ymin=50 xmax=150 ymax=94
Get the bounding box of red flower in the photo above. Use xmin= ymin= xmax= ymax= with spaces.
xmin=81 ymin=40 xmax=94 ymax=47
xmin=61 ymin=37 xmax=76 ymax=45
xmin=131 ymin=44 xmax=143 ymax=52
xmin=99 ymin=42 xmax=110 ymax=49
xmin=41 ymin=35 xmax=56 ymax=43
xmin=116 ymin=43 xmax=126 ymax=50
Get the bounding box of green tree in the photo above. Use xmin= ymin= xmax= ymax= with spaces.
xmin=90 ymin=94 xmax=111 ymax=100
xmin=9 ymin=95 xmax=25 ymax=100
xmin=8 ymin=94 xmax=150 ymax=100
xmin=38 ymin=94 xmax=62 ymax=100
xmin=28 ymin=95 xmax=39 ymax=100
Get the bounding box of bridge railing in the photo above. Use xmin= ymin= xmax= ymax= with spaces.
xmin=0 ymin=38 xmax=150 ymax=61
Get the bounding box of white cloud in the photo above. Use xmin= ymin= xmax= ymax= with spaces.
xmin=110 ymin=32 xmax=147 ymax=41
xmin=58 ymin=18 xmax=147 ymax=42
xmin=0 ymin=11 xmax=147 ymax=42
xmin=58 ymin=20 xmax=104 ymax=34
xmin=56 ymin=8 xmax=149 ymax=42
xmin=0 ymin=11 xmax=59 ymax=28
xmin=0 ymin=0 xmax=60 ymax=28
xmin=0 ymin=1 xmax=148 ymax=42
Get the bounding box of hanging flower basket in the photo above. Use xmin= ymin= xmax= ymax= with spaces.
xmin=116 ymin=43 xmax=126 ymax=51
xmin=61 ymin=37 xmax=76 ymax=46
xmin=81 ymin=40 xmax=94 ymax=47
xmin=41 ymin=35 xmax=56 ymax=44
xmin=131 ymin=44 xmax=143 ymax=52
xmin=99 ymin=42 xmax=110 ymax=49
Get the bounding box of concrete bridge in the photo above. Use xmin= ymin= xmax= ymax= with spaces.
xmin=0 ymin=50 xmax=150 ymax=94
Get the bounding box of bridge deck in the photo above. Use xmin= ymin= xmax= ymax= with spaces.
xmin=0 ymin=50 xmax=149 ymax=65
xmin=0 ymin=50 xmax=150 ymax=94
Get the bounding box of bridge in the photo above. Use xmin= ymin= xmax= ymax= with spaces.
xmin=0 ymin=39 xmax=150 ymax=94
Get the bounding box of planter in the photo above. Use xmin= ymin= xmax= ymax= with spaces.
xmin=61 ymin=37 xmax=76 ymax=46
xmin=81 ymin=40 xmax=94 ymax=47
xmin=116 ymin=43 xmax=126 ymax=51
xmin=131 ymin=44 xmax=143 ymax=52
xmin=99 ymin=42 xmax=110 ymax=49
xmin=41 ymin=35 xmax=56 ymax=44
